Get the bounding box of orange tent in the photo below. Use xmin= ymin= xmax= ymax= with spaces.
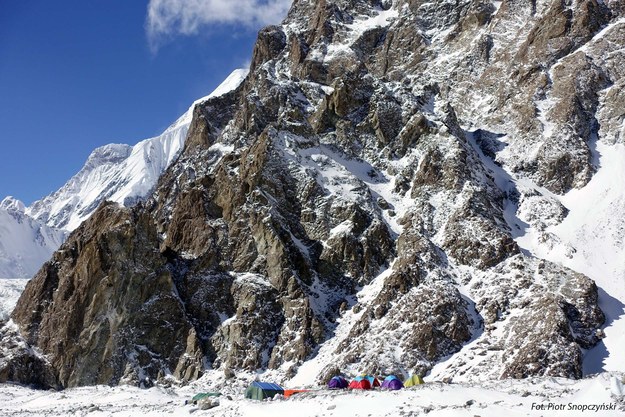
xmin=283 ymin=389 xmax=309 ymax=398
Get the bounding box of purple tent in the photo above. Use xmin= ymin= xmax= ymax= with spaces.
xmin=328 ymin=375 xmax=348 ymax=389
xmin=381 ymin=375 xmax=404 ymax=390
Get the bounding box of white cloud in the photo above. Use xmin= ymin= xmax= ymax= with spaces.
xmin=146 ymin=0 xmax=293 ymax=52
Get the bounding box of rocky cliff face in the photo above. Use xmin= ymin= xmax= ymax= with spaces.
xmin=7 ymin=0 xmax=623 ymax=387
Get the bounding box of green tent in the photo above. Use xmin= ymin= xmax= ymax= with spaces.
xmin=404 ymin=375 xmax=424 ymax=387
xmin=245 ymin=382 xmax=284 ymax=400
xmin=191 ymin=392 xmax=221 ymax=403
xmin=184 ymin=392 xmax=222 ymax=405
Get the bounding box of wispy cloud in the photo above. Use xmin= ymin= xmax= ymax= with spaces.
xmin=146 ymin=0 xmax=293 ymax=52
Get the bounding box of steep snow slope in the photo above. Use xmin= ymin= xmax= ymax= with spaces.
xmin=0 ymin=69 xmax=248 ymax=278
xmin=26 ymin=68 xmax=249 ymax=232
xmin=424 ymin=140 xmax=625 ymax=381
xmin=0 ymin=278 xmax=28 ymax=321
xmin=418 ymin=8 xmax=625 ymax=380
xmin=0 ymin=198 xmax=66 ymax=279
xmin=514 ymin=141 xmax=625 ymax=374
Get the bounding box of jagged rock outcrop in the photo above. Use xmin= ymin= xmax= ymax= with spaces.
xmin=9 ymin=0 xmax=623 ymax=387
xmin=11 ymin=202 xmax=198 ymax=387
xmin=0 ymin=320 xmax=59 ymax=389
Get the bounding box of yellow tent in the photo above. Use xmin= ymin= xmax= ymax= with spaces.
xmin=404 ymin=375 xmax=424 ymax=387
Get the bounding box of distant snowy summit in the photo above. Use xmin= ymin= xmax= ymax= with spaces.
xmin=27 ymin=68 xmax=249 ymax=231
xmin=0 ymin=68 xmax=248 ymax=278
xmin=0 ymin=196 xmax=66 ymax=278
xmin=0 ymin=196 xmax=25 ymax=213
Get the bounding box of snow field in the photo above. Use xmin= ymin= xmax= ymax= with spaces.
xmin=0 ymin=279 xmax=28 ymax=321
xmin=0 ymin=372 xmax=623 ymax=417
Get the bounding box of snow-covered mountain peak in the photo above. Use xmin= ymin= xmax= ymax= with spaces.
xmin=25 ymin=68 xmax=248 ymax=232
xmin=204 ymin=68 xmax=249 ymax=100
xmin=0 ymin=68 xmax=248 ymax=277
xmin=175 ymin=68 xmax=250 ymax=127
xmin=0 ymin=197 xmax=25 ymax=213
xmin=83 ymin=143 xmax=133 ymax=171
xmin=0 ymin=206 xmax=66 ymax=279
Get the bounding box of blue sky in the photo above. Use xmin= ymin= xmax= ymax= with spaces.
xmin=0 ymin=0 xmax=290 ymax=205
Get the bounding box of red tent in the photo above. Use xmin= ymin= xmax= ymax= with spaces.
xmin=368 ymin=376 xmax=381 ymax=388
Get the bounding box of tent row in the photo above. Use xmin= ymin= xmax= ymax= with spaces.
xmin=244 ymin=382 xmax=311 ymax=400
xmin=329 ymin=374 xmax=424 ymax=391
xmin=241 ymin=374 xmax=425 ymax=401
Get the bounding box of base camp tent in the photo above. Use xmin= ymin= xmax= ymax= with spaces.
xmin=381 ymin=375 xmax=403 ymax=390
xmin=245 ymin=382 xmax=284 ymax=400
xmin=328 ymin=376 xmax=348 ymax=389
xmin=404 ymin=375 xmax=424 ymax=387
xmin=284 ymin=389 xmax=310 ymax=398
xmin=188 ymin=392 xmax=221 ymax=404
xmin=363 ymin=375 xmax=380 ymax=388
xmin=349 ymin=376 xmax=372 ymax=390
xmin=349 ymin=375 xmax=380 ymax=390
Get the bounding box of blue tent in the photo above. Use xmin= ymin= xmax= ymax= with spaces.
xmin=245 ymin=381 xmax=284 ymax=400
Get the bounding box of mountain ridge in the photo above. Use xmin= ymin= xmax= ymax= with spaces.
xmin=0 ymin=69 xmax=249 ymax=278
xmin=2 ymin=0 xmax=624 ymax=389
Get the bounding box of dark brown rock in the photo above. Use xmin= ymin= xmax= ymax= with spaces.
xmin=250 ymin=25 xmax=287 ymax=73
xmin=8 ymin=0 xmax=616 ymax=388
xmin=12 ymin=202 xmax=199 ymax=387
xmin=0 ymin=321 xmax=60 ymax=389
